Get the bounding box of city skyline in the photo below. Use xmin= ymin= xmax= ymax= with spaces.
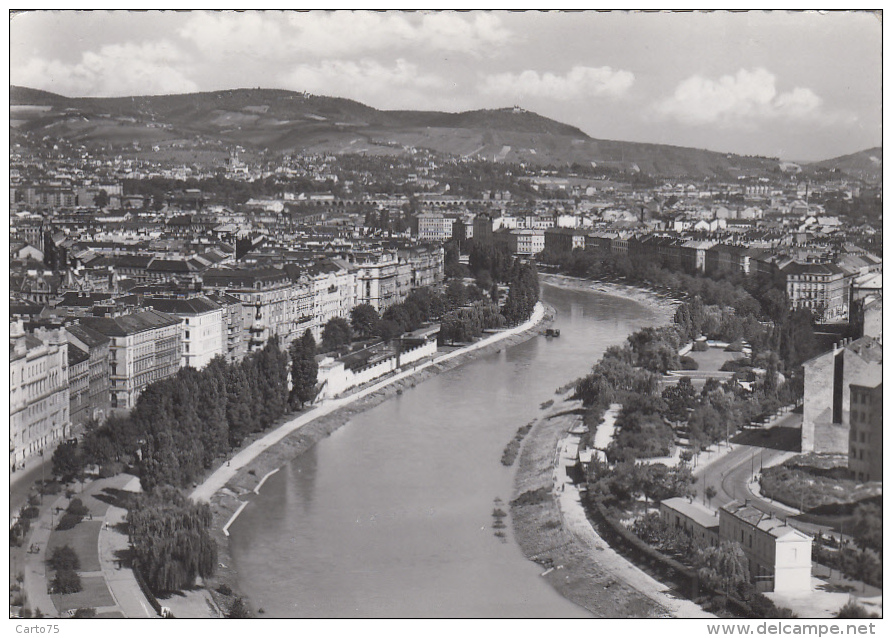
xmin=9 ymin=9 xmax=882 ymax=162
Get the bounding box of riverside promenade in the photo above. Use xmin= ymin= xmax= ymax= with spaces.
xmin=190 ymin=301 xmax=546 ymax=504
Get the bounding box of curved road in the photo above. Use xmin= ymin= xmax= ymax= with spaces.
xmin=696 ymin=412 xmax=851 ymax=540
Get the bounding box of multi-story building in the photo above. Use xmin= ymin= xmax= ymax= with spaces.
xmin=508 ymin=229 xmax=546 ymax=256
xmin=801 ymin=336 xmax=882 ymax=454
xmin=413 ymin=212 xmax=453 ymax=242
xmin=202 ymin=267 xmax=295 ymax=350
xmin=67 ymin=344 xmax=91 ymax=429
xmin=473 ymin=213 xmax=495 ymax=243
xmin=10 ymin=322 xmax=70 ymax=470
xmin=398 ymin=245 xmax=444 ymax=289
xmin=782 ymin=262 xmax=852 ymax=323
xmin=139 ymin=297 xmax=224 ymax=370
xmin=719 ymin=501 xmax=812 ymax=593
xmin=204 ymin=291 xmax=247 ymax=362
xmin=80 ymin=309 xmax=182 ymax=412
xmin=310 ymin=260 xmax=358 ymax=341
xmin=65 ymin=323 xmax=112 ymax=426
xmin=544 ymin=227 xmax=587 ymax=254
xmin=354 ymin=251 xmax=400 ymax=311
xmin=848 ymin=382 xmax=882 ymax=482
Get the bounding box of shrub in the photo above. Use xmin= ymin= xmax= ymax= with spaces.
xmin=725 ymin=340 xmax=744 ymax=352
xmin=836 ymin=602 xmax=879 ymax=619
xmin=72 ymin=608 xmax=96 ymax=619
xmin=679 ymin=356 xmax=699 ymax=370
xmin=693 ymin=340 xmax=709 ymax=352
xmin=67 ymin=498 xmax=89 ymax=517
xmin=48 ymin=545 xmax=81 ymax=572
xmin=21 ymin=506 xmax=39 ymax=520
xmin=56 ymin=513 xmax=83 ymax=531
xmin=52 ymin=569 xmax=82 ymax=594
xmin=39 ymin=481 xmax=62 ymax=496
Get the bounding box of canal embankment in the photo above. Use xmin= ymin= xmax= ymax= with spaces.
xmin=186 ymin=301 xmax=554 ymax=617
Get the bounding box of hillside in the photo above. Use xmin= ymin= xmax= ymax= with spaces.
xmin=9 ymin=85 xmax=875 ymax=180
xmin=805 ymin=147 xmax=882 ymax=182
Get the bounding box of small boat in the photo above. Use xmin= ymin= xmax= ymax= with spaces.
xmin=545 ymin=328 xmax=561 ymax=338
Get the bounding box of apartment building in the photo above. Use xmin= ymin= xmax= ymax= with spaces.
xmin=140 ymin=296 xmax=224 ymax=369
xmin=10 ymin=322 xmax=70 ymax=470
xmin=801 ymin=336 xmax=882 ymax=453
xmin=413 ymin=212 xmax=454 ymax=242
xmin=65 ymin=323 xmax=112 ymax=426
xmin=782 ymin=262 xmax=852 ymax=324
xmin=508 ymin=229 xmax=546 ymax=256
xmin=848 ymin=382 xmax=882 ymax=482
xmin=80 ymin=309 xmax=182 ymax=412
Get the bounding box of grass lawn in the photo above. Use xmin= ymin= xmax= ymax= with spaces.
xmin=52 ymin=575 xmax=115 ymax=613
xmin=46 ymin=520 xmax=103 ymax=572
xmin=686 ymin=347 xmax=743 ymax=372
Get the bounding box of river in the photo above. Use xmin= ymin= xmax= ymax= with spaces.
xmin=228 ymin=281 xmax=665 ymax=618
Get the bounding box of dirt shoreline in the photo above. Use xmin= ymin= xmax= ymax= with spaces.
xmin=509 ymin=275 xmax=681 ymax=617
xmin=202 ymin=303 xmax=556 ymax=616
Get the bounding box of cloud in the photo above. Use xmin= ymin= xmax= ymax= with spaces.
xmin=281 ymin=59 xmax=452 ymax=110
xmin=479 ymin=66 xmax=635 ymax=101
xmin=13 ymin=41 xmax=198 ymax=97
xmin=655 ymin=68 xmax=835 ymax=125
xmin=178 ymin=10 xmax=510 ymax=60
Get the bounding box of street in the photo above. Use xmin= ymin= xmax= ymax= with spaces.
xmin=694 ymin=411 xmax=850 ymax=540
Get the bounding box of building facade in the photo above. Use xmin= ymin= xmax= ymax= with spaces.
xmin=80 ymin=309 xmax=182 ymax=412
xmin=848 ymin=382 xmax=882 ymax=482
xmin=719 ymin=501 xmax=812 ymax=593
xmin=10 ymin=323 xmax=70 ymax=470
xmin=801 ymin=337 xmax=882 ymax=453
xmin=65 ymin=323 xmax=112 ymax=426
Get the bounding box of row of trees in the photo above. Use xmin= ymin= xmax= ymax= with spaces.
xmin=75 ymin=337 xmax=290 ymax=491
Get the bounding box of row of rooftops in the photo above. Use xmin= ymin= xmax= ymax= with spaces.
xmin=662 ymin=497 xmax=812 ymax=542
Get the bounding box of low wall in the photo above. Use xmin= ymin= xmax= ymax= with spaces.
xmin=318 ymin=339 xmax=438 ymax=400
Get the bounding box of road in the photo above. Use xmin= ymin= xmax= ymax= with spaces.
xmin=10 ymin=453 xmax=54 ymax=524
xmin=696 ymin=411 xmax=852 ymax=540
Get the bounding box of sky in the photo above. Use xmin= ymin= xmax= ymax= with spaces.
xmin=8 ymin=9 xmax=883 ymax=161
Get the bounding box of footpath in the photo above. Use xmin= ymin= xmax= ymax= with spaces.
xmin=190 ymin=301 xmax=546 ymax=504
xmin=16 ymin=473 xmax=157 ymax=619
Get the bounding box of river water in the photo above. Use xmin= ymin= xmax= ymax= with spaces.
xmin=228 ymin=281 xmax=664 ymax=617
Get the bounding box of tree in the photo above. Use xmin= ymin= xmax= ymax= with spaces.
xmin=95 ymin=189 xmax=109 ymax=208
xmin=51 ymin=441 xmax=83 ymax=484
xmin=322 ymin=317 xmax=353 ymax=352
xmin=350 ymin=304 xmax=380 ymax=339
xmin=704 ymin=485 xmax=717 ymax=506
xmin=52 ymin=569 xmax=82 ymax=595
xmin=851 ymin=503 xmax=882 ymax=553
xmin=289 ymin=329 xmax=319 ymax=409
xmin=48 ymin=545 xmax=81 ymax=572
xmin=662 ymin=377 xmax=697 ymax=424
xmin=696 ymin=541 xmax=750 ymax=597
xmin=836 ymin=602 xmax=880 ymax=619
xmin=127 ymin=487 xmax=217 ymax=594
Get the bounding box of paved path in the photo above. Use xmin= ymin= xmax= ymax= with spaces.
xmin=190 ymin=302 xmax=546 ymax=503
xmin=98 ymin=476 xmax=157 ymax=618
xmin=21 ymin=493 xmax=67 ymax=617
xmin=554 ymin=430 xmax=715 ymax=618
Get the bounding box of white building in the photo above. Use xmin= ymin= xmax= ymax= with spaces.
xmin=10 ymin=323 xmax=71 ymax=470
xmin=719 ymin=501 xmax=812 ymax=593
xmin=141 ymin=297 xmax=225 ymax=370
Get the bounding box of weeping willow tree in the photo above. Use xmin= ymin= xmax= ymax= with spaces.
xmin=127 ymin=486 xmax=217 ymax=594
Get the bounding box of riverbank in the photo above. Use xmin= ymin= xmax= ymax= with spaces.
xmin=539 ymin=273 xmax=680 ymax=319
xmin=183 ymin=301 xmax=553 ymax=617
xmin=510 ymin=276 xmax=707 ymax=617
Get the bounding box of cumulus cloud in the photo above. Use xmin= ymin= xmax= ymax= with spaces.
xmin=14 ymin=41 xmax=198 ymax=97
xmin=655 ymin=68 xmax=833 ymax=125
xmin=281 ymin=59 xmax=451 ymax=110
xmin=479 ymin=66 xmax=635 ymax=100
xmin=179 ymin=10 xmax=510 ymax=59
